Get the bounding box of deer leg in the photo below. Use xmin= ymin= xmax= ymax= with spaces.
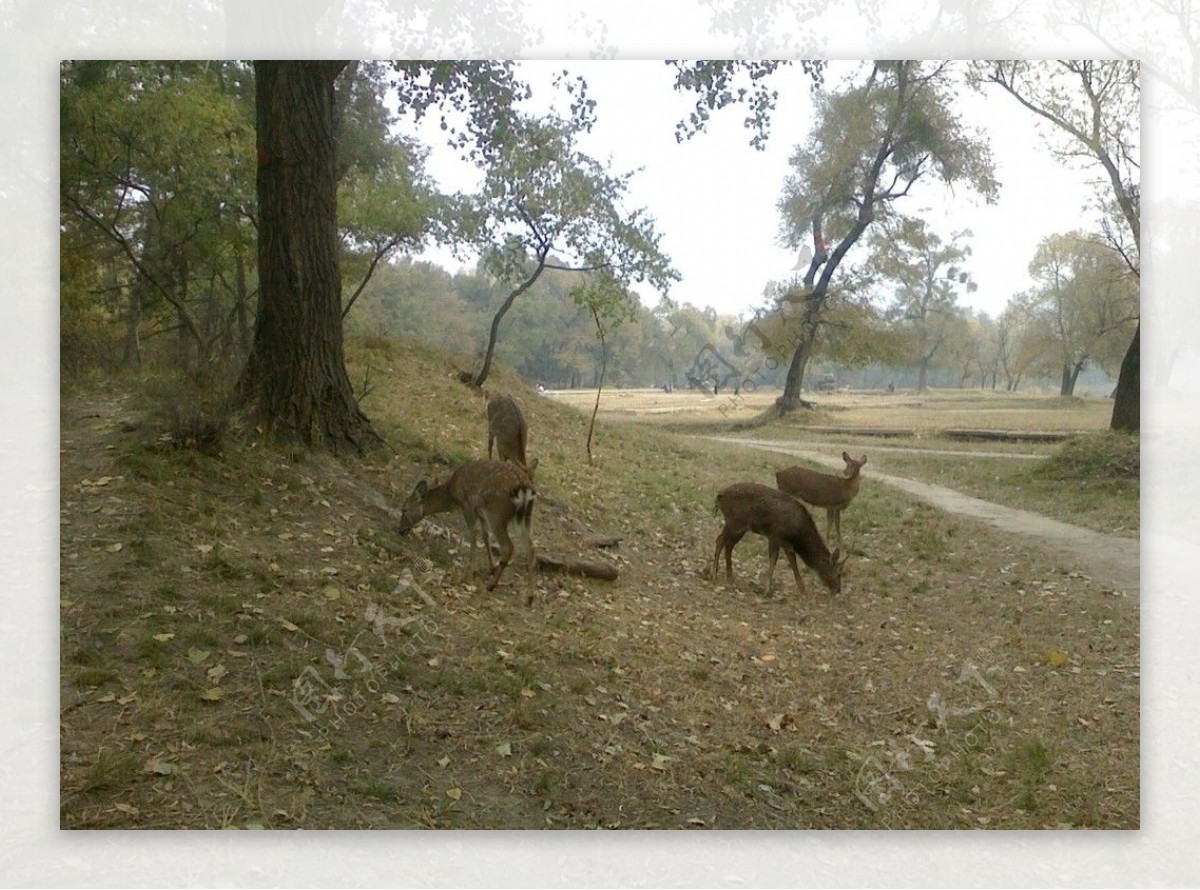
xmin=712 ymin=532 xmax=725 ymax=582
xmin=520 ymin=507 xmax=537 ymax=605
xmin=486 ymin=516 xmax=515 ymax=591
xmin=784 ymin=548 xmax=806 ymax=595
xmin=766 ymin=541 xmax=780 ymax=596
xmin=455 ymin=507 xmax=481 ymax=583
xmin=715 ymin=528 xmax=744 ymax=584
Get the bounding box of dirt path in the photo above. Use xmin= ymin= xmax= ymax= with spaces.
xmin=703 ymin=436 xmax=1140 ymax=594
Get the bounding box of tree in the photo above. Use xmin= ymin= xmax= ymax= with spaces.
xmin=1023 ymin=231 xmax=1139 ymax=396
xmin=234 ymin=61 xmax=381 ymax=453
xmin=978 ymin=60 xmax=1140 ymax=429
xmin=237 ymin=60 xmax=531 ymax=452
xmin=770 ymin=61 xmax=998 ymax=412
xmin=996 ymin=298 xmax=1042 ymax=392
xmin=669 ymin=60 xmax=826 ymax=149
xmin=338 ymin=138 xmax=435 ymax=320
xmin=869 ymin=218 xmax=978 ymax=391
xmin=60 ymin=61 xmax=256 ymax=373
xmin=451 ymin=112 xmax=678 ymax=388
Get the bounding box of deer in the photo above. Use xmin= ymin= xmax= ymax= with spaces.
xmin=774 ymin=452 xmax=867 ymax=547
xmin=712 ymin=482 xmax=846 ymax=596
xmin=486 ymin=393 xmax=530 ymax=468
xmin=398 ymin=458 xmax=540 ymax=604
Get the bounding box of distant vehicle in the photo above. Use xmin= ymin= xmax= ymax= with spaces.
xmin=816 ymin=373 xmax=837 ymax=393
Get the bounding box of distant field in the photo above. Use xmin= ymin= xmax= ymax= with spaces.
xmin=544 ymin=386 xmax=1115 ymax=434
xmin=546 ymin=385 xmax=1135 ymax=536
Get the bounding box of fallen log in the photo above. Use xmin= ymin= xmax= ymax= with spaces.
xmin=536 ymin=552 xmax=619 ymax=581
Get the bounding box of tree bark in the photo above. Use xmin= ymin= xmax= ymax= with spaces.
xmin=237 ymin=61 xmax=381 ymax=454
xmin=1110 ymin=322 xmax=1139 ymax=432
xmin=776 ymin=325 xmax=816 ymax=412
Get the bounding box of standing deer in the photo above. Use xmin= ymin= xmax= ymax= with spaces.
xmin=774 ymin=452 xmax=867 ymax=547
xmin=398 ymin=459 xmax=539 ymax=604
xmin=486 ymin=394 xmax=529 ymax=468
xmin=712 ymin=482 xmax=846 ymax=596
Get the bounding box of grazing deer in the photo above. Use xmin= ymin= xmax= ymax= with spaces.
xmin=486 ymin=394 xmax=529 ymax=468
xmin=712 ymin=482 xmax=846 ymax=596
xmin=398 ymin=459 xmax=539 ymax=604
xmin=774 ymin=452 xmax=867 ymax=547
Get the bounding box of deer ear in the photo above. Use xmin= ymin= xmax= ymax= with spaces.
xmin=842 ymin=451 xmax=851 ymax=462
xmin=413 ymin=480 xmax=428 ymax=497
xmin=527 ymin=457 xmax=539 ymax=476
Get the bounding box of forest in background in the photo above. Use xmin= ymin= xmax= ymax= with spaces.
xmin=60 ymin=60 xmax=1139 ymax=423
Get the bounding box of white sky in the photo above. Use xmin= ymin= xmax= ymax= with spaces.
xmin=410 ymin=59 xmax=1106 ymax=321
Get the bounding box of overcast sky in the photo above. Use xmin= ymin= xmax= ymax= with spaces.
xmin=410 ymin=59 xmax=1106 ymax=321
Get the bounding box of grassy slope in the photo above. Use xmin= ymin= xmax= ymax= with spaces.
xmin=59 ymin=339 xmax=1139 ymax=829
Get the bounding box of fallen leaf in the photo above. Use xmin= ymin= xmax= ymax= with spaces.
xmin=186 ymin=647 xmax=211 ymax=664
xmin=153 ymin=633 xmax=174 ymax=643
xmin=279 ymin=619 xmax=299 ymax=632
xmin=496 ymin=741 xmax=513 ymax=757
xmin=206 ymin=664 xmax=227 ymax=683
xmin=105 ymin=543 xmax=123 ymax=553
xmin=199 ymin=688 xmax=224 ymax=702
xmin=446 ymin=788 xmax=462 ymax=801
xmin=143 ymin=758 xmax=176 ymax=775
xmin=196 ymin=543 xmax=213 ymax=554
xmin=1044 ymin=650 xmax=1069 ymax=668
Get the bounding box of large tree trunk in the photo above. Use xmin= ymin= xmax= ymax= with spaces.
xmin=1110 ymin=322 xmax=1139 ymax=432
xmin=776 ymin=327 xmax=816 ymax=413
xmin=236 ymin=61 xmax=380 ymax=454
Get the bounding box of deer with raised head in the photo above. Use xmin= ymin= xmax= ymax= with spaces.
xmin=398 ymin=458 xmax=539 ymax=604
xmin=712 ymin=482 xmax=846 ymax=596
xmin=774 ymin=452 xmax=867 ymax=547
xmin=486 ymin=393 xmax=529 ymax=468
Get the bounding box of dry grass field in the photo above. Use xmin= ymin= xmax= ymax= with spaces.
xmin=60 ymin=343 xmax=1139 ymax=829
xmin=545 ymin=385 xmax=1116 ymax=433
xmin=548 ymin=385 xmax=1136 ymax=537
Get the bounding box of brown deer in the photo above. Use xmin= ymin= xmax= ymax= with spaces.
xmin=712 ymin=482 xmax=846 ymax=596
xmin=486 ymin=394 xmax=529 ymax=468
xmin=774 ymin=452 xmax=867 ymax=547
xmin=398 ymin=458 xmax=539 ymax=604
